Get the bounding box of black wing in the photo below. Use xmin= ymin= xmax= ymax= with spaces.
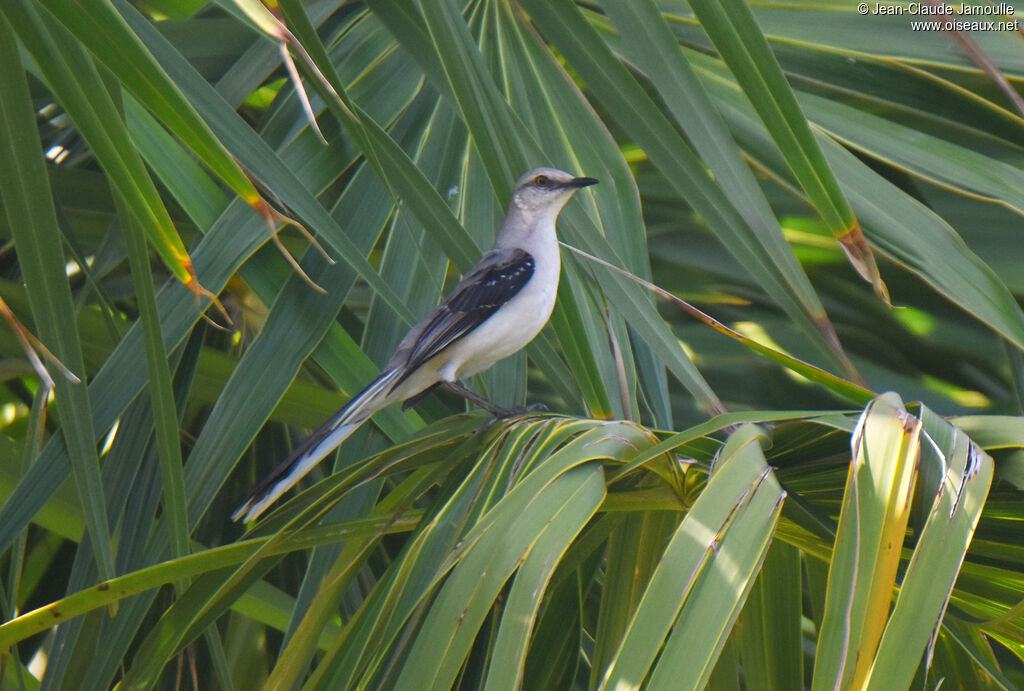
xmin=389 ymin=248 xmax=535 ymax=391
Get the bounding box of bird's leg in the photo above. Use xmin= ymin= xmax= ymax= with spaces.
xmin=444 ymin=381 xmax=546 ymax=418
xmin=445 ymin=381 xmax=516 ymax=416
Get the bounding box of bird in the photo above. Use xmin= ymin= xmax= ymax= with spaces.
xmin=232 ymin=167 xmax=598 ymax=522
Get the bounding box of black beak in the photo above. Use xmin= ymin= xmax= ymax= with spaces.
xmin=567 ymin=176 xmax=599 ymax=188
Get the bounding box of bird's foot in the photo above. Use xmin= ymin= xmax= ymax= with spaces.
xmin=485 ymin=401 xmax=548 ymax=420
xmin=444 ymin=382 xmax=548 ymax=419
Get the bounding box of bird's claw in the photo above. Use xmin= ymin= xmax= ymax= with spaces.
xmin=485 ymin=401 xmax=547 ymax=421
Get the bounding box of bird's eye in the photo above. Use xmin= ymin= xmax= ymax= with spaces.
xmin=534 ymin=175 xmax=551 ymax=188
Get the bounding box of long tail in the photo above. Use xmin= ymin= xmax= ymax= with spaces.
xmin=232 ymin=368 xmax=403 ymax=523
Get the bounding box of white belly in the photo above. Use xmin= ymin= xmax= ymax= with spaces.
xmin=440 ymin=245 xmax=560 ymax=380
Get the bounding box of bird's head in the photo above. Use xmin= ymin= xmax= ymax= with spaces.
xmin=509 ymin=167 xmax=598 ymax=219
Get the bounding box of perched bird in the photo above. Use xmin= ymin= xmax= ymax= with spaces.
xmin=232 ymin=167 xmax=598 ymax=522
